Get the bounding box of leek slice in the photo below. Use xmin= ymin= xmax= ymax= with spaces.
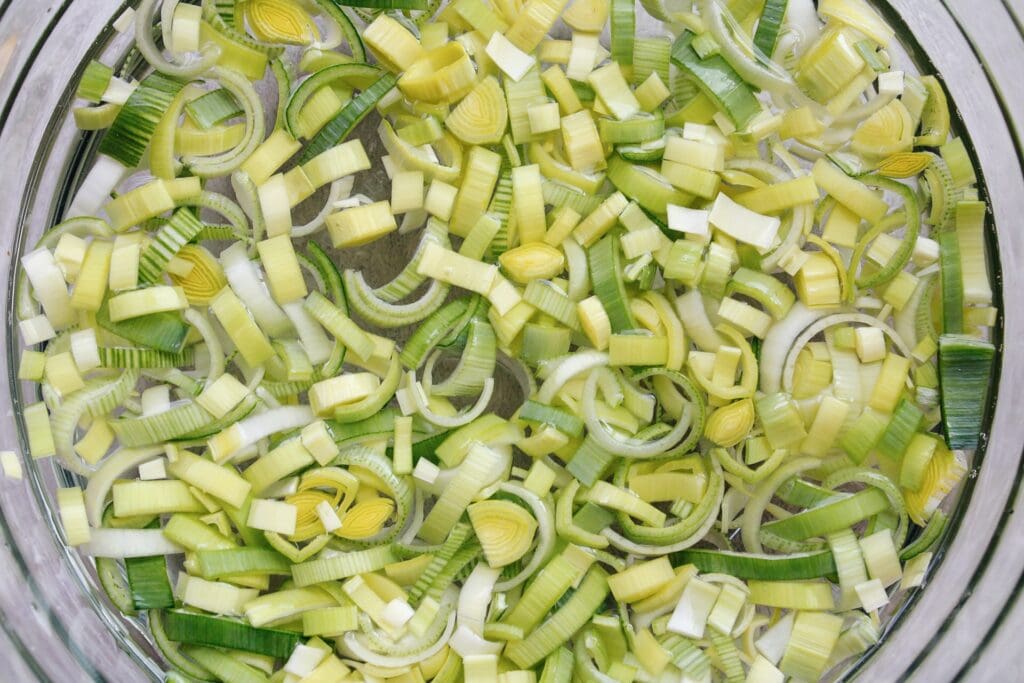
xmin=299 ymin=73 xmax=398 ymax=163
xmin=468 ymin=499 xmax=537 ymax=568
xmin=162 ymin=610 xmax=301 ymax=658
xmin=445 ymin=76 xmax=508 ymax=145
xmin=674 ymin=548 xmax=834 ymax=580
xmin=505 ymin=567 xmax=610 ymax=668
xmin=670 ymin=31 xmax=761 ymax=128
xmin=99 ymin=72 xmax=187 ymax=168
xmin=938 ymin=334 xmax=995 ymax=450
xmin=285 ymin=63 xmax=382 ymax=137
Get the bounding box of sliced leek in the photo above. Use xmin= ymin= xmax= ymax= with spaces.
xmin=22 ymin=3 xmax=995 ymax=682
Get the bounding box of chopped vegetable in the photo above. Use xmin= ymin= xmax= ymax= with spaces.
xmin=17 ymin=2 xmax=995 ymax=682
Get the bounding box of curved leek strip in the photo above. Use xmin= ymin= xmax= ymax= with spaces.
xmin=151 ymin=84 xmax=198 ymax=180
xmin=378 ymin=121 xmax=464 ymax=184
xmin=763 ymin=202 xmax=812 ymax=272
xmin=355 ymin=590 xmax=457 ymax=656
xmin=264 ymin=532 xmax=331 ymax=563
xmin=560 ymin=238 xmax=589 ymax=305
xmin=84 ymin=445 xmax=165 ymax=526
xmin=184 ymin=68 xmax=265 ymax=178
xmin=135 ymin=0 xmax=222 ymax=79
xmin=536 ymin=351 xmax=608 ymax=404
xmin=805 ymin=233 xmax=850 ymax=301
xmin=178 ymin=191 xmax=250 ymax=239
xmin=582 ymin=368 xmax=704 ymax=459
xmin=599 ymin=112 xmax=665 ymax=144
xmin=894 ymin=274 xmax=937 ymax=352
xmin=759 ymin=487 xmax=889 ymax=548
xmin=610 ymin=454 xmax=716 ymax=532
xmin=269 ymin=59 xmax=291 ymax=130
xmin=426 ymin=319 xmax=497 ymax=397
xmin=411 ymin=376 xmax=496 ymax=428
xmin=780 ymin=312 xmax=912 ymax=394
xmin=573 ymin=629 xmax=621 ymax=683
xmin=915 ymin=75 xmax=950 ymax=147
xmin=608 ymin=455 xmax=724 ymax=548
xmin=284 ymin=63 xmax=384 ymax=138
xmin=823 ymin=467 xmax=908 ymax=548
xmin=713 ymin=443 xmax=789 ymax=485
xmin=176 ymin=122 xmax=246 ymax=157
xmin=308 ymin=0 xmax=365 ymax=59
xmin=359 ymin=219 xmax=450 ymax=303
xmin=15 ymin=217 xmax=112 ymax=321
xmin=759 ymin=303 xmax=827 ymax=393
xmin=343 ymin=270 xmax=451 ymax=328
xmin=741 ymin=457 xmax=821 ymax=554
xmin=292 ymin=176 xmax=354 ymax=237
xmin=332 ymin=354 xmax=402 ymax=423
xmin=847 ymin=177 xmax=920 ymax=292
xmin=159 ymin=0 xmax=182 ymax=59
xmin=695 ymin=0 xmax=809 ymax=109
xmin=355 ymin=592 xmax=455 ymax=656
xmin=727 ymin=268 xmax=796 ymax=320
xmin=183 ymin=309 xmax=225 ymax=383
xmin=642 ymin=291 xmax=686 ymax=371
xmin=673 ymin=289 xmax=725 ymax=352
xmin=531 ymin=143 xmax=607 ymax=195
xmin=50 ymin=371 xmax=140 ymax=475
xmin=923 ymin=155 xmax=956 ymax=227
xmin=74 ymin=102 xmax=123 ymax=130
xmin=690 ymin=325 xmax=759 ymax=401
xmin=102 ymin=78 xmax=193 ymax=174
xmin=722 ymin=156 xmax=810 ymax=272
xmin=900 ymin=510 xmax=947 ymax=561
xmin=342 ymin=589 xmax=458 ymax=668
xmin=445 ymin=76 xmax=508 ymax=145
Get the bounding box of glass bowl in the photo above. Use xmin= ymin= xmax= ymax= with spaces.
xmin=1 ymin=1 xmax=1022 ymax=680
